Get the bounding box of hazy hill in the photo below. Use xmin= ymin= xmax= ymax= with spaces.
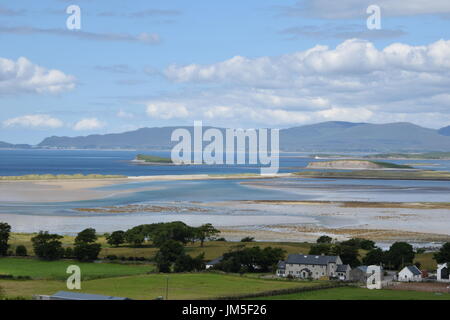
xmin=34 ymin=121 xmax=450 ymax=152
xmin=0 ymin=141 xmax=32 ymax=149
xmin=438 ymin=126 xmax=450 ymax=136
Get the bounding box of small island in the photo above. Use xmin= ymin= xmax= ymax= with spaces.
xmin=306 ymin=160 xmax=412 ymax=170
xmin=132 ymin=154 xmax=174 ymax=164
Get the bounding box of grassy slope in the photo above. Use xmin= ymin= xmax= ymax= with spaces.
xmin=0 ymin=272 xmax=318 ymax=300
xmin=0 ymin=258 xmax=153 ymax=280
xmin=253 ymin=286 xmax=450 ymax=300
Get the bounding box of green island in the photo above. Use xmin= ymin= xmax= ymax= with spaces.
xmin=306 ymin=160 xmax=412 ymax=169
xmin=0 ymin=174 xmax=126 ymax=181
xmin=134 ymin=154 xmax=173 ymax=164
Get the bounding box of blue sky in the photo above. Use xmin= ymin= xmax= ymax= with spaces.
xmin=1 ymin=0 xmax=450 ymax=144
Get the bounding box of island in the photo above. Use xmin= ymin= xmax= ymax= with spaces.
xmin=306 ymin=160 xmax=412 ymax=170
xmin=132 ymin=154 xmax=174 ymax=164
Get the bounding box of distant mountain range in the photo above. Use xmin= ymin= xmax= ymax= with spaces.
xmin=0 ymin=141 xmax=32 ymax=149
xmin=3 ymin=121 xmax=450 ymax=152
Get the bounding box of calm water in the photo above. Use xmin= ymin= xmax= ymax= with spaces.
xmin=2 ymin=149 xmax=450 ymax=176
xmin=1 ymin=149 xmax=450 ymax=234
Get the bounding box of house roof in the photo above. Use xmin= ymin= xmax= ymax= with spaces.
xmin=357 ymin=266 xmax=368 ymax=273
xmin=286 ymin=254 xmax=339 ymax=266
xmin=336 ymin=264 xmax=350 ymax=272
xmin=405 ymin=265 xmax=422 ymax=276
xmin=51 ymin=291 xmax=130 ymax=300
xmin=277 ymin=260 xmax=286 ymax=269
xmin=206 ymin=256 xmax=223 ymax=266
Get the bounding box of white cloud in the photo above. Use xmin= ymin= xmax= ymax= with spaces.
xmin=281 ymin=0 xmax=450 ymax=19
xmin=73 ymin=118 xmax=105 ymax=131
xmin=146 ymin=102 xmax=189 ymax=119
xmin=0 ymin=56 xmax=75 ymax=95
xmin=3 ymin=114 xmax=64 ymax=128
xmin=158 ymin=39 xmax=450 ymax=128
xmin=117 ymin=109 xmax=135 ymax=119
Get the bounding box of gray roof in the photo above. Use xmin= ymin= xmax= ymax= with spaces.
xmin=406 ymin=265 xmax=422 ymax=276
xmin=206 ymin=256 xmax=223 ymax=266
xmin=336 ymin=264 xmax=350 ymax=272
xmin=51 ymin=291 xmax=130 ymax=301
xmin=357 ymin=266 xmax=368 ymax=273
xmin=277 ymin=260 xmax=286 ymax=269
xmin=286 ymin=254 xmax=339 ymax=266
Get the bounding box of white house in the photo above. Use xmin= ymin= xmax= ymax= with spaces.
xmin=205 ymin=256 xmax=223 ymax=269
xmin=398 ymin=265 xmax=422 ymax=282
xmin=437 ymin=263 xmax=449 ymax=282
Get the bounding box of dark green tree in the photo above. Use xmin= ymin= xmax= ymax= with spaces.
xmin=338 ymin=245 xmax=360 ymax=267
xmin=106 ymin=231 xmax=125 ymax=247
xmin=174 ymin=253 xmax=205 ymax=272
xmin=309 ymin=243 xmax=332 ymax=255
xmin=316 ymin=235 xmax=332 ymax=244
xmin=362 ymin=248 xmax=385 ymax=265
xmin=155 ymin=240 xmax=185 ymax=273
xmin=434 ymin=242 xmax=450 ymax=264
xmin=386 ymin=242 xmax=415 ymax=270
xmin=15 ymin=245 xmax=27 ymax=256
xmin=0 ymin=222 xmax=11 ymax=256
xmin=31 ymin=231 xmax=64 ymax=260
xmin=195 ymin=224 xmax=220 ymax=247
xmin=74 ymin=228 xmax=101 ymax=261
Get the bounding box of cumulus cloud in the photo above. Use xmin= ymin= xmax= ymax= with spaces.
xmin=0 ymin=57 xmax=75 ymax=95
xmin=146 ymin=102 xmax=189 ymax=119
xmin=279 ymin=0 xmax=450 ymax=19
xmin=73 ymin=118 xmax=105 ymax=131
xmin=3 ymin=114 xmax=64 ymax=128
xmin=159 ymin=39 xmax=450 ymax=128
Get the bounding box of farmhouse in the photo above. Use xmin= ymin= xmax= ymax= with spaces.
xmin=437 ymin=263 xmax=450 ymax=282
xmin=398 ymin=265 xmax=422 ymax=282
xmin=276 ymin=254 xmax=347 ymax=280
xmin=349 ymin=265 xmax=384 ymax=283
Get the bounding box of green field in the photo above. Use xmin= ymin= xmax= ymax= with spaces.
xmin=0 ymin=270 xmax=320 ymax=300
xmin=252 ymin=286 xmax=450 ymax=300
xmin=0 ymin=258 xmax=153 ymax=280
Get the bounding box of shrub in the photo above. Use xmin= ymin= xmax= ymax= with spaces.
xmin=15 ymin=245 xmax=27 ymax=256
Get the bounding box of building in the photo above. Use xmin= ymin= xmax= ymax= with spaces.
xmin=34 ymin=291 xmax=131 ymax=300
xmin=205 ymin=256 xmax=223 ymax=269
xmin=276 ymin=254 xmax=347 ymax=280
xmin=350 ymin=265 xmax=384 ymax=283
xmin=437 ymin=263 xmax=450 ymax=282
xmin=336 ymin=264 xmax=351 ymax=280
xmin=398 ymin=265 xmax=422 ymax=282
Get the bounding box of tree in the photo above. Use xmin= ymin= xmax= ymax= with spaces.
xmin=174 ymin=253 xmax=205 ymax=272
xmin=74 ymin=228 xmax=101 ymax=262
xmin=316 ymin=235 xmax=332 ymax=244
xmin=434 ymin=242 xmax=450 ymax=264
xmin=0 ymin=222 xmax=11 ymax=256
xmin=125 ymin=229 xmax=145 ymax=246
xmin=75 ymin=228 xmax=97 ymax=244
xmin=362 ymin=248 xmax=385 ymax=265
xmin=309 ymin=243 xmax=331 ymax=255
xmin=360 ymin=239 xmax=376 ymax=250
xmin=31 ymin=231 xmax=64 ymax=260
xmin=240 ymin=237 xmax=255 ymax=242
xmin=74 ymin=243 xmax=101 ymax=262
xmin=15 ymin=245 xmax=27 ymax=256
xmin=155 ymin=240 xmax=185 ymax=273
xmin=195 ymin=224 xmax=220 ymax=247
xmin=386 ymin=242 xmax=415 ymax=270
xmin=106 ymin=231 xmax=125 ymax=247
xmin=338 ymin=245 xmax=360 ymax=267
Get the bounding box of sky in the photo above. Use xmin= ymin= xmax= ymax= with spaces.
xmin=1 ymin=0 xmax=450 ymax=144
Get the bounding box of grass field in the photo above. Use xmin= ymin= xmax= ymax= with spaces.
xmin=0 ymin=258 xmax=154 ymax=280
xmin=0 ymin=272 xmax=321 ymax=300
xmin=252 ymin=286 xmax=450 ymax=300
